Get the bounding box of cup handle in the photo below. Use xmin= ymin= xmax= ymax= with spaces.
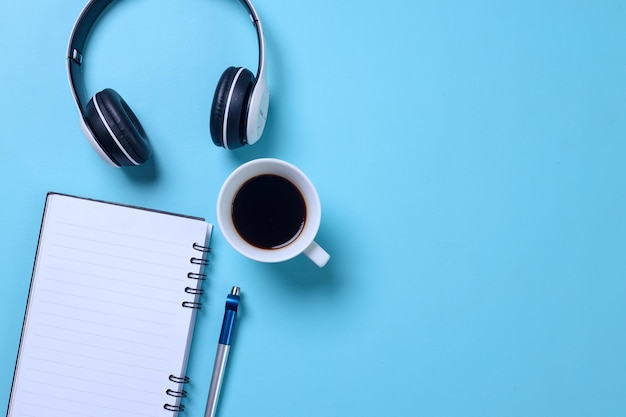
xmin=303 ymin=241 xmax=330 ymax=267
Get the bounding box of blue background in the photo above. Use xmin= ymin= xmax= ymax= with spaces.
xmin=2 ymin=1 xmax=626 ymax=416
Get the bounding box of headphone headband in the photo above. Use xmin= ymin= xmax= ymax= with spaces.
xmin=67 ymin=0 xmax=267 ymax=113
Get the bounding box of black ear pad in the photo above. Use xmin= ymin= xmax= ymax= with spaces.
xmin=85 ymin=88 xmax=151 ymax=166
xmin=210 ymin=66 xmax=255 ymax=149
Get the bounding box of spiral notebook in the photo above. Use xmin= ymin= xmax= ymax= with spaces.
xmin=7 ymin=193 xmax=212 ymax=417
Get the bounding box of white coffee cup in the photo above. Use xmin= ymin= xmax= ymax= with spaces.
xmin=217 ymin=158 xmax=330 ymax=267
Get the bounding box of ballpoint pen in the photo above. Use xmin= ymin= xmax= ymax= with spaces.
xmin=204 ymin=286 xmax=241 ymax=417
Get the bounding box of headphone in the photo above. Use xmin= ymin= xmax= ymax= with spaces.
xmin=67 ymin=0 xmax=269 ymax=167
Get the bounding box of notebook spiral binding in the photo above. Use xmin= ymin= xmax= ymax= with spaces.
xmin=190 ymin=257 xmax=210 ymax=266
xmin=164 ymin=243 xmax=209 ymax=412
xmin=183 ymin=242 xmax=209 ymax=310
xmin=185 ymin=287 xmax=204 ymax=295
xmin=182 ymin=300 xmax=202 ymax=309
xmin=193 ymin=242 xmax=211 ymax=252
xmin=163 ymin=374 xmax=190 ymax=412
xmin=187 ymin=272 xmax=206 ymax=280
xmin=166 ymin=388 xmax=188 ymax=398
xmin=169 ymin=375 xmax=190 ymax=384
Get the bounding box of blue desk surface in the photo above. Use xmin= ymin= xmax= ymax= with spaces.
xmin=2 ymin=1 xmax=626 ymax=416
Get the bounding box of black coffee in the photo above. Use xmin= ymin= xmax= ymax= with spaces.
xmin=232 ymin=174 xmax=306 ymax=249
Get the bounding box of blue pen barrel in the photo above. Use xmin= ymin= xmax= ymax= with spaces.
xmin=219 ymin=294 xmax=239 ymax=345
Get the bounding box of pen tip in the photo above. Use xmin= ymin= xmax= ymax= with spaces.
xmin=231 ymin=286 xmax=240 ymax=296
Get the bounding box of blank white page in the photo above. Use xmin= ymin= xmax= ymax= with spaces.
xmin=7 ymin=193 xmax=211 ymax=417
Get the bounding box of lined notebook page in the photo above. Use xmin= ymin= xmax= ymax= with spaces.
xmin=8 ymin=193 xmax=211 ymax=417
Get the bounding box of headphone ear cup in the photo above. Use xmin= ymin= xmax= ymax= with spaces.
xmin=85 ymin=88 xmax=151 ymax=166
xmin=210 ymin=66 xmax=255 ymax=149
